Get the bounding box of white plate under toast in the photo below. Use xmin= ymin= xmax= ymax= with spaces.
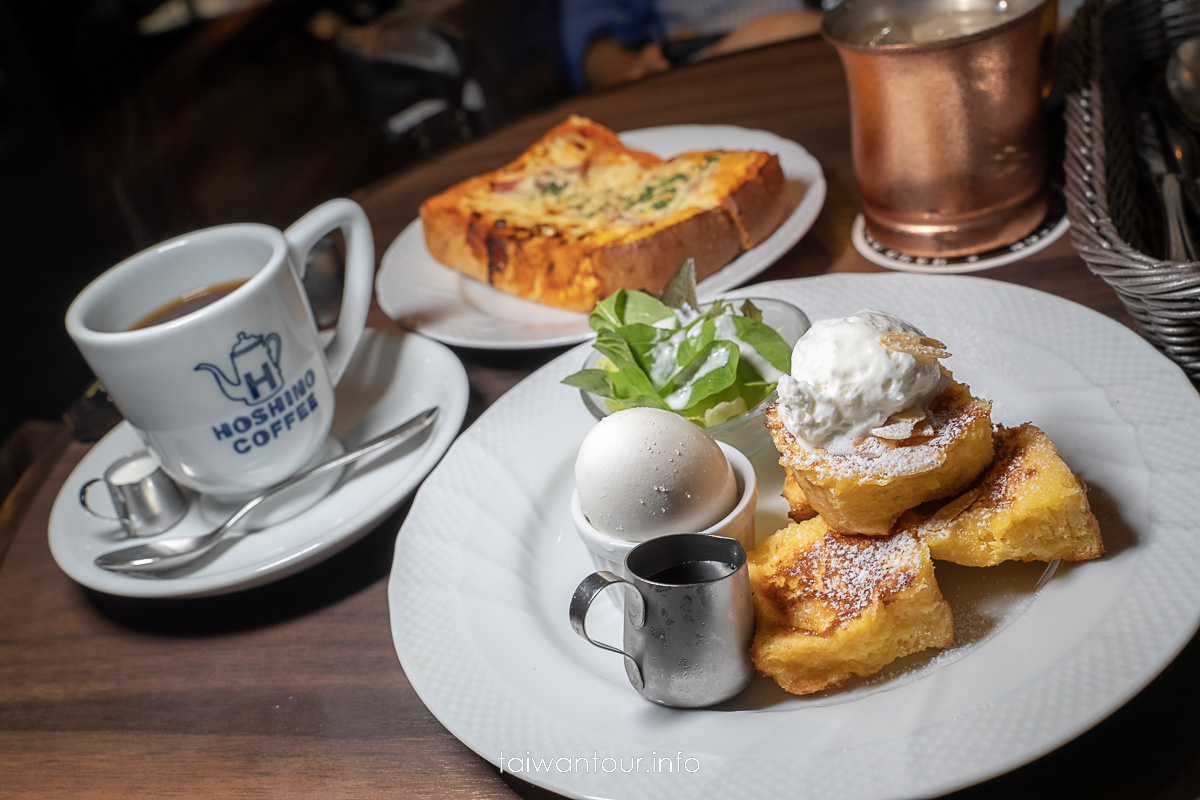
xmin=375 ymin=124 xmax=826 ymax=350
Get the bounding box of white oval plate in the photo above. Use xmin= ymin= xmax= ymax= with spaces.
xmin=375 ymin=124 xmax=826 ymax=350
xmin=389 ymin=273 xmax=1200 ymax=799
xmin=50 ymin=328 xmax=468 ymax=598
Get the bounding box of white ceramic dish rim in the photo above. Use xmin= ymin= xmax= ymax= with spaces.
xmin=388 ymin=273 xmax=1200 ymax=799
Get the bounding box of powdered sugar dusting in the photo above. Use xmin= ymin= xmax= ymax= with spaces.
xmin=778 ymin=530 xmax=926 ymax=625
xmin=902 ymin=425 xmax=1029 ymax=537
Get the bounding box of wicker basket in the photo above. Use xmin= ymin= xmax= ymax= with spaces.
xmin=1062 ymin=0 xmax=1200 ymax=382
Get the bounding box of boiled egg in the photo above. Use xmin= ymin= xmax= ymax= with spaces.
xmin=574 ymin=407 xmax=738 ymax=540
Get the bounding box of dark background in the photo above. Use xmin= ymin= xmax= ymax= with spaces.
xmin=0 ymin=0 xmax=570 ymax=449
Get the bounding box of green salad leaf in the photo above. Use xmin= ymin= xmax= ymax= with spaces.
xmin=562 ymin=261 xmax=793 ymax=428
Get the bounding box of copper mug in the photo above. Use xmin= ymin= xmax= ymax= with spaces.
xmin=824 ymin=0 xmax=1057 ymax=258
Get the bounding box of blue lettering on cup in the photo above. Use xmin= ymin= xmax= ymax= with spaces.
xmin=207 ymin=354 xmax=323 ymax=454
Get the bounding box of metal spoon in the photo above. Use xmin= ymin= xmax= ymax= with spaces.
xmin=1135 ymin=108 xmax=1198 ymax=262
xmin=93 ymin=406 xmax=440 ymax=574
xmin=1157 ymin=102 xmax=1200 ymax=249
xmin=1167 ymin=36 xmax=1200 ymax=131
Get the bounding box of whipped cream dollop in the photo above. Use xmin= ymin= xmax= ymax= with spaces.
xmin=775 ymin=310 xmax=947 ymax=450
xmin=575 ymin=407 xmax=737 ymax=540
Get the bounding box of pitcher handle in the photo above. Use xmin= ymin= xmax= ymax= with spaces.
xmin=79 ymin=478 xmax=120 ymax=522
xmin=569 ymin=571 xmax=647 ymax=691
xmin=282 ymin=198 xmax=374 ymax=385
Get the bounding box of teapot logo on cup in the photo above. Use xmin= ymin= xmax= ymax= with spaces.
xmin=67 ymin=198 xmax=375 ymax=500
xmin=196 ymin=331 xmax=286 ymax=406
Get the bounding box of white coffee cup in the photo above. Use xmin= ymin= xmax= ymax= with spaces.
xmin=66 ymin=198 xmax=374 ymax=499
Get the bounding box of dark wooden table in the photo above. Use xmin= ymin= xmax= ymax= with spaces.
xmin=3 ymin=34 xmax=1197 ymax=799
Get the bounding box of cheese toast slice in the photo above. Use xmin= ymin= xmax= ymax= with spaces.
xmin=419 ymin=115 xmax=788 ymax=311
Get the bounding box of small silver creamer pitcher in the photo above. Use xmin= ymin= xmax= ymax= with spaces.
xmin=80 ymin=450 xmax=190 ymax=538
xmin=569 ymin=533 xmax=756 ymax=708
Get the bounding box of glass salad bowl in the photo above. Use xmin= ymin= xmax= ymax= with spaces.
xmin=576 ymin=297 xmax=810 ymax=456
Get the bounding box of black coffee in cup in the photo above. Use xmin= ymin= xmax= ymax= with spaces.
xmin=130 ymin=279 xmax=248 ymax=330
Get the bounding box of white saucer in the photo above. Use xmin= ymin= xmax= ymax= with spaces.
xmin=851 ymin=209 xmax=1070 ymax=273
xmin=195 ymin=435 xmax=346 ymax=529
xmin=49 ymin=328 xmax=469 ymax=599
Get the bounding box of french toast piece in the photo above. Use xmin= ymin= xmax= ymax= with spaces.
xmin=781 ymin=466 xmax=817 ymax=523
xmin=766 ymin=378 xmax=994 ymax=535
xmin=896 ymin=423 xmax=1104 ymax=566
xmin=420 ymin=115 xmax=788 ymax=311
xmin=749 ymin=517 xmax=954 ymax=696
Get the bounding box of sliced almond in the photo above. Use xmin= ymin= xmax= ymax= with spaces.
xmin=880 ymin=331 xmax=950 ymax=360
xmin=906 ymin=418 xmax=935 ymax=440
xmin=872 ymin=418 xmax=918 ymax=441
xmin=871 ymin=408 xmax=927 ymax=440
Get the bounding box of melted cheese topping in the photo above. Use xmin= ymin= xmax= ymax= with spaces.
xmin=465 ymin=132 xmax=747 ymax=238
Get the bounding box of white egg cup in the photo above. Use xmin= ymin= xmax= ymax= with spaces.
xmin=570 ymin=442 xmax=758 ymax=585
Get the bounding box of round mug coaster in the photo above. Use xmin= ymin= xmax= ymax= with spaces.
xmin=851 ymin=198 xmax=1069 ymax=274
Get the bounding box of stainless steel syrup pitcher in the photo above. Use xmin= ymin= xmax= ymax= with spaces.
xmin=569 ymin=533 xmax=755 ymax=708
